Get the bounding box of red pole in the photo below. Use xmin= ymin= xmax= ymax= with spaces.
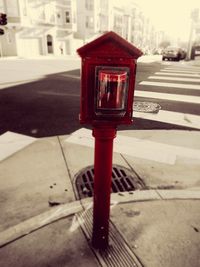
xmin=92 ymin=126 xmax=116 ymax=249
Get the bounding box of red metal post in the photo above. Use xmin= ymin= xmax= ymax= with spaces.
xmin=92 ymin=126 xmax=116 ymax=249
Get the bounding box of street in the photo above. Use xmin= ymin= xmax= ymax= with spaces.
xmin=0 ymin=56 xmax=200 ymax=138
xmin=0 ymin=56 xmax=200 ymax=267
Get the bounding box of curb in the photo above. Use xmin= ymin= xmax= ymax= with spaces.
xmin=0 ymin=189 xmax=200 ymax=248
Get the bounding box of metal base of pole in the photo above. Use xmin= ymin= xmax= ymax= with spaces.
xmin=92 ymin=126 xmax=116 ymax=250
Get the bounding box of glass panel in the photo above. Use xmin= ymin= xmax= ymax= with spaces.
xmin=96 ymin=67 xmax=129 ymax=111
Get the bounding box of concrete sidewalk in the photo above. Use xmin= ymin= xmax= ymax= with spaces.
xmin=186 ymin=56 xmax=200 ymax=67
xmin=0 ymin=129 xmax=200 ymax=267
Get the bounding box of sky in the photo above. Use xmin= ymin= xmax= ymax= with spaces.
xmin=124 ymin=0 xmax=200 ymax=42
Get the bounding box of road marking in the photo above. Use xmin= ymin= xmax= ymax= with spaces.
xmin=38 ymin=91 xmax=79 ymax=97
xmin=148 ymin=76 xmax=200 ymax=83
xmin=65 ymin=128 xmax=200 ymax=164
xmin=58 ymin=73 xmax=81 ymax=80
xmin=133 ymin=109 xmax=200 ymax=130
xmin=160 ymin=69 xmax=200 ymax=74
xmin=135 ymin=90 xmax=200 ymax=104
xmin=155 ymin=72 xmax=200 ymax=77
xmin=139 ymin=81 xmax=200 ymax=90
xmin=0 ymin=78 xmax=43 ymax=90
xmin=0 ymin=132 xmax=36 ymax=162
xmin=165 ymin=66 xmax=200 ymax=71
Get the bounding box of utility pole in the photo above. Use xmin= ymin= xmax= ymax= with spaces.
xmin=186 ymin=20 xmax=194 ymax=60
xmin=187 ymin=8 xmax=199 ymax=60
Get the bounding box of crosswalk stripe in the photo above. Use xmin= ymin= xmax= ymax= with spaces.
xmin=136 ymin=64 xmax=200 ymax=130
xmin=165 ymin=66 xmax=200 ymax=71
xmin=133 ymin=110 xmax=200 ymax=130
xmin=135 ymin=90 xmax=200 ymax=104
xmin=160 ymin=69 xmax=200 ymax=74
xmin=155 ymin=72 xmax=200 ymax=77
xmin=139 ymin=81 xmax=200 ymax=90
xmin=148 ymin=76 xmax=200 ymax=83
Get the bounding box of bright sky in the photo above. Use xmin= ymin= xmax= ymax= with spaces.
xmin=126 ymin=0 xmax=200 ymax=42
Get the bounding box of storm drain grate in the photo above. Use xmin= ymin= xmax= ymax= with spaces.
xmin=133 ymin=101 xmax=161 ymax=113
xmin=75 ymin=165 xmax=145 ymax=199
xmin=76 ymin=208 xmax=143 ymax=267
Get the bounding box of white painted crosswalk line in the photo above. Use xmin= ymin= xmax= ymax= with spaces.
xmin=155 ymin=72 xmax=200 ymax=77
xmin=160 ymin=69 xmax=200 ymax=74
xmin=165 ymin=66 xmax=200 ymax=71
xmin=139 ymin=81 xmax=200 ymax=90
xmin=133 ymin=110 xmax=200 ymax=130
xmin=135 ymin=65 xmax=200 ymax=130
xmin=135 ymin=90 xmax=200 ymax=104
xmin=148 ymin=76 xmax=200 ymax=83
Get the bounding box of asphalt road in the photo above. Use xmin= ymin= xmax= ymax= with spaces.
xmin=0 ymin=57 xmax=199 ymax=137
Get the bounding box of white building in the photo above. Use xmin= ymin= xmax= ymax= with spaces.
xmin=0 ymin=0 xmax=81 ymax=57
xmin=75 ymin=0 xmax=101 ymax=42
xmin=75 ymin=0 xmax=138 ymax=43
xmin=0 ymin=0 xmax=160 ymax=57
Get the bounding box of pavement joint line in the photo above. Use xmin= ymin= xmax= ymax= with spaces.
xmin=0 ymin=190 xmax=200 ymax=248
xmin=120 ymin=153 xmax=145 ymax=185
xmin=57 ymin=136 xmax=81 ymax=202
xmin=155 ymin=189 xmax=164 ymax=200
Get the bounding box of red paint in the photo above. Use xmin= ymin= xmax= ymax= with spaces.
xmin=92 ymin=127 xmax=116 ymax=249
xmin=77 ymin=31 xmax=143 ymax=126
xmin=77 ymin=32 xmax=142 ymax=250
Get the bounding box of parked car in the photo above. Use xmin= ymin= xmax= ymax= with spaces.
xmin=162 ymin=46 xmax=186 ymax=61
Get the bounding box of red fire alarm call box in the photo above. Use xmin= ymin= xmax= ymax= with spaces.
xmin=77 ymin=31 xmax=142 ymax=126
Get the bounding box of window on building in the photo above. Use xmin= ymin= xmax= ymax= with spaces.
xmin=65 ymin=11 xmax=70 ymax=23
xmin=0 ymin=0 xmax=5 ymax=12
xmin=38 ymin=9 xmax=45 ymax=20
xmin=7 ymin=32 xmax=12 ymax=43
xmin=22 ymin=0 xmax=27 ymax=16
xmin=50 ymin=14 xmax=55 ymax=23
xmin=73 ymin=10 xmax=76 ymax=23
xmin=85 ymin=0 xmax=93 ymax=11
xmin=6 ymin=0 xmax=20 ymax=17
xmin=85 ymin=16 xmax=94 ymax=28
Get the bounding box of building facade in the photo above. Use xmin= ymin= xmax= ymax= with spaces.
xmin=75 ymin=0 xmax=158 ymax=53
xmin=0 ymin=0 xmax=163 ymax=57
xmin=0 ymin=0 xmax=81 ymax=57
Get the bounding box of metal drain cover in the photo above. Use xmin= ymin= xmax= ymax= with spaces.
xmin=75 ymin=165 xmax=145 ymax=199
xmin=133 ymin=101 xmax=161 ymax=113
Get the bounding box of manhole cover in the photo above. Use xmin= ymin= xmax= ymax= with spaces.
xmin=75 ymin=165 xmax=145 ymax=199
xmin=133 ymin=101 xmax=161 ymax=113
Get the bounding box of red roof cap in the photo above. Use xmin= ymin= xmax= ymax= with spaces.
xmin=77 ymin=31 xmax=143 ymax=59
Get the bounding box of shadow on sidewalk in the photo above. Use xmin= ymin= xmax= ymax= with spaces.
xmin=0 ymin=69 xmax=91 ymax=138
xmin=0 ymin=68 xmax=198 ymax=138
